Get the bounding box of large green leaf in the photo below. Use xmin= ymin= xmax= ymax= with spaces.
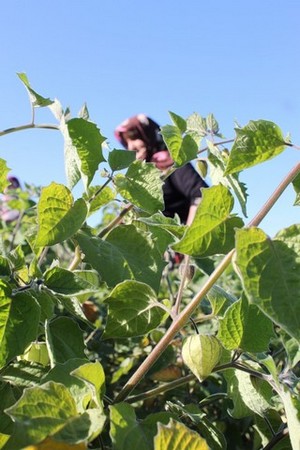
xmin=0 ymin=159 xmax=11 ymax=192
xmin=71 ymin=361 xmax=106 ymax=408
xmin=109 ymin=403 xmax=175 ymax=450
xmin=4 ymin=381 xmax=102 ymax=449
xmin=83 ymin=185 xmax=115 ymax=216
xmin=0 ymin=284 xmax=40 ymax=369
xmin=279 ymin=387 xmax=300 ymax=450
xmin=154 ymin=419 xmax=209 ymax=450
xmin=45 ymin=317 xmax=86 ymax=365
xmin=17 ymin=73 xmax=53 ymax=107
xmin=41 ymin=359 xmax=90 ymax=412
xmin=235 ymin=226 xmax=300 ymax=342
xmin=172 ymin=185 xmax=244 ymax=257
xmin=66 ymin=118 xmax=106 ymax=191
xmin=43 ymin=267 xmax=100 ymax=297
xmin=76 ymin=225 xmax=166 ymax=292
xmin=103 ymin=280 xmax=166 ymax=339
xmin=225 ymin=120 xmax=287 ymax=175
xmin=217 ymin=295 xmax=275 ymax=352
xmin=114 ymin=160 xmax=164 ymax=213
xmin=160 ymin=125 xmax=198 ymax=166
xmin=207 ymin=140 xmax=248 ymax=217
xmin=35 ymin=183 xmax=87 ymax=247
xmin=108 ymin=148 xmax=136 ymax=171
xmin=224 ymin=367 xmax=274 ymax=419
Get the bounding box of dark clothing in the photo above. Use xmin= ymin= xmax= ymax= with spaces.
xmin=162 ymin=163 xmax=208 ymax=223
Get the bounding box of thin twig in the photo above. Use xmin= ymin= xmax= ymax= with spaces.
xmin=0 ymin=123 xmax=59 ymax=137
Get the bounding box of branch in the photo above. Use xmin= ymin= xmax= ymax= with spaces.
xmin=97 ymin=204 xmax=134 ymax=238
xmin=0 ymin=123 xmax=59 ymax=137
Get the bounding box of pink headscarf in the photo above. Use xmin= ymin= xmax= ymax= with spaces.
xmin=115 ymin=114 xmax=174 ymax=170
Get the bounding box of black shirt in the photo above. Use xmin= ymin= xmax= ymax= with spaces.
xmin=162 ymin=163 xmax=208 ymax=223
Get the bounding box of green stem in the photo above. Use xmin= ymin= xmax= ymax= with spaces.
xmin=114 ymin=162 xmax=300 ymax=403
xmin=0 ymin=123 xmax=59 ymax=137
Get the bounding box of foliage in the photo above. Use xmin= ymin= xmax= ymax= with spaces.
xmin=0 ymin=74 xmax=299 ymax=450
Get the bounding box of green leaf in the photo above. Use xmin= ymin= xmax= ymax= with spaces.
xmin=235 ymin=226 xmax=300 ymax=342
xmin=279 ymin=387 xmax=300 ymax=450
xmin=224 ymin=366 xmax=273 ymax=419
xmin=0 ymin=360 xmax=48 ymax=390
xmin=109 ymin=403 xmax=151 ymax=450
xmin=154 ymin=419 xmax=209 ymax=450
xmin=83 ymin=185 xmax=115 ymax=216
xmin=206 ymin=284 xmax=236 ymax=317
xmin=160 ymin=125 xmax=198 ymax=166
xmin=71 ymin=361 xmax=106 ymax=407
xmin=207 ymin=141 xmax=248 ymax=217
xmin=172 ymin=185 xmax=244 ymax=257
xmin=108 ymin=149 xmax=136 ymax=171
xmin=168 ymin=111 xmax=187 ymax=133
xmin=182 ymin=334 xmax=223 ymax=381
xmin=217 ymin=295 xmax=275 ymax=352
xmin=292 ymin=172 xmax=300 ymax=205
xmin=0 ymin=159 xmax=11 ymax=192
xmin=206 ymin=113 xmax=219 ymax=134
xmin=138 ymin=213 xmax=186 ymax=239
xmin=103 ymin=280 xmax=166 ymax=339
xmin=114 ymin=160 xmax=164 ymax=214
xmin=17 ymin=73 xmax=53 ymax=107
xmin=46 ymin=317 xmax=86 ymax=365
xmin=41 ymin=359 xmax=90 ymax=412
xmin=4 ymin=381 xmax=99 ymax=449
xmin=35 ymin=183 xmax=87 ymax=247
xmin=225 ymin=120 xmax=287 ymax=175
xmin=109 ymin=403 xmax=175 ymax=450
xmin=65 ymin=118 xmax=106 ymax=191
xmin=43 ymin=267 xmax=100 ymax=297
xmin=76 ymin=225 xmax=166 ymax=292
xmin=186 ymin=112 xmax=207 ymax=141
xmin=0 ymin=285 xmax=40 ymax=368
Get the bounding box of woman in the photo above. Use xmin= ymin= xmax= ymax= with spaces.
xmin=114 ymin=114 xmax=208 ymax=225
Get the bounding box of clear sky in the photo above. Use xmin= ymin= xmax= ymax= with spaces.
xmin=1 ymin=0 xmax=299 ymax=236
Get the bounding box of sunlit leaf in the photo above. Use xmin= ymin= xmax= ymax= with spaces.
xmin=103 ymin=280 xmax=166 ymax=339
xmin=172 ymin=185 xmax=244 ymax=257
xmin=207 ymin=141 xmax=248 ymax=216
xmin=43 ymin=267 xmax=100 ymax=297
xmin=83 ymin=185 xmax=115 ymax=216
xmin=0 ymin=285 xmax=40 ymax=369
xmin=235 ymin=226 xmax=300 ymax=342
xmin=169 ymin=111 xmax=186 ymax=133
xmin=24 ymin=437 xmax=87 ymax=449
xmin=224 ymin=366 xmax=274 ymax=419
xmin=66 ymin=118 xmax=106 ymax=190
xmin=17 ymin=73 xmax=53 ymax=107
xmin=206 ymin=284 xmax=236 ymax=317
xmin=154 ymin=419 xmax=209 ymax=450
xmin=35 ymin=183 xmax=87 ymax=247
xmin=114 ymin=160 xmax=164 ymax=213
xmin=0 ymin=159 xmax=11 ymax=192
xmin=218 ymin=295 xmax=275 ymax=352
xmin=161 ymin=125 xmax=198 ymax=166
xmin=225 ymin=120 xmax=287 ymax=174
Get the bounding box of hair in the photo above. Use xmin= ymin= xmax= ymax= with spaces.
xmin=114 ymin=114 xmax=166 ymax=161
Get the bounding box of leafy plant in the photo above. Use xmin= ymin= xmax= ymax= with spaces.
xmin=0 ymin=74 xmax=299 ymax=450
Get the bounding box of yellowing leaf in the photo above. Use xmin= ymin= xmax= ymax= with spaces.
xmin=24 ymin=437 xmax=87 ymax=449
xmin=154 ymin=419 xmax=209 ymax=450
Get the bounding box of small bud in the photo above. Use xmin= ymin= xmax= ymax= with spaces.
xmin=196 ymin=159 xmax=208 ymax=178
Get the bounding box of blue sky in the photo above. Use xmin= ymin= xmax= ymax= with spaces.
xmin=1 ymin=0 xmax=299 ymax=236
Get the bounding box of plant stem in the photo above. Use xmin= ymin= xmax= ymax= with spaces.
xmin=262 ymin=425 xmax=288 ymax=450
xmin=126 ymin=374 xmax=196 ymax=404
xmin=114 ymin=162 xmax=300 ymax=403
xmin=0 ymin=123 xmax=59 ymax=137
xmin=97 ymin=204 xmax=133 ymax=238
